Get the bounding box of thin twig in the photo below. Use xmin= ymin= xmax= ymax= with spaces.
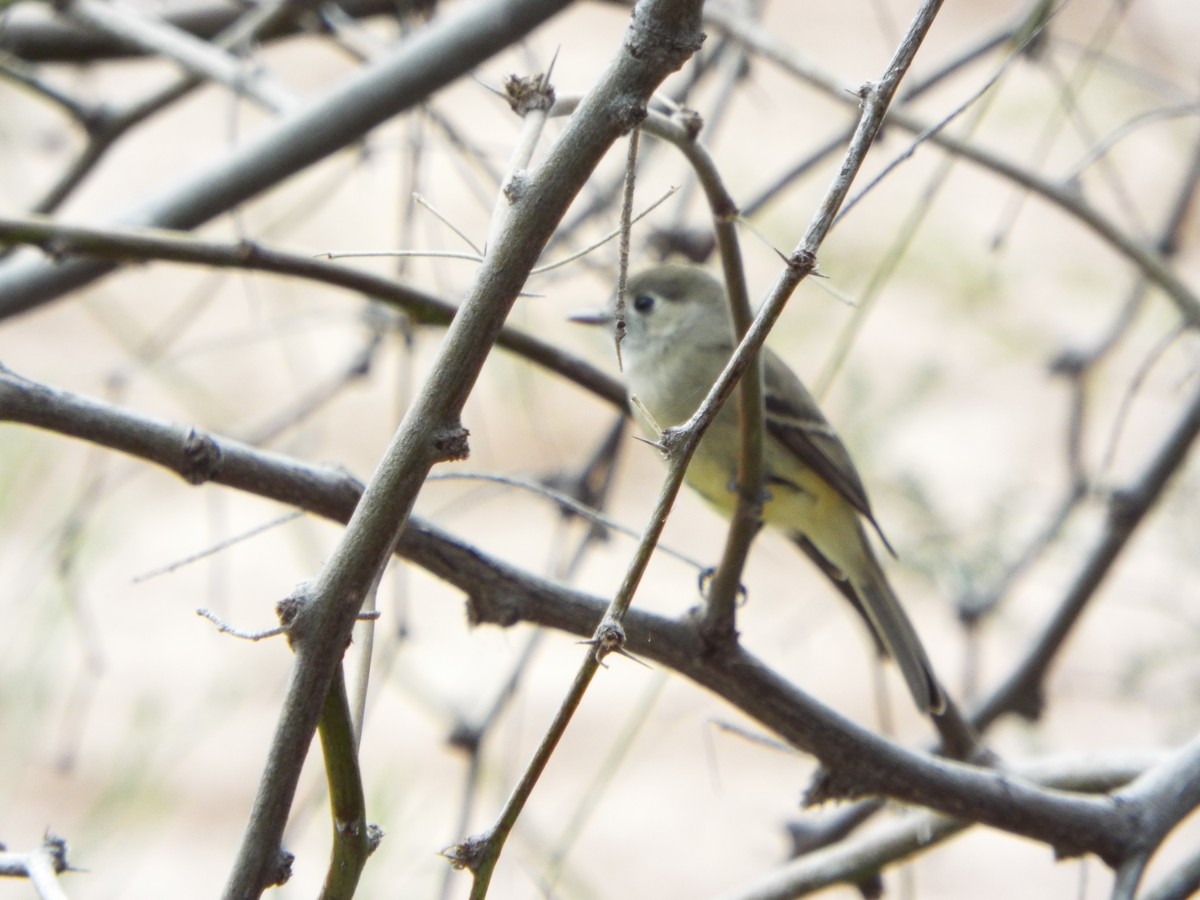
xmin=60 ymin=0 xmax=297 ymax=112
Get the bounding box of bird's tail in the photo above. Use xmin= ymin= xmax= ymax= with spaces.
xmin=790 ymin=529 xmax=945 ymax=715
xmin=850 ymin=547 xmax=945 ymax=716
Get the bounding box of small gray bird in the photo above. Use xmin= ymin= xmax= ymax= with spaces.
xmin=578 ymin=264 xmax=944 ymax=715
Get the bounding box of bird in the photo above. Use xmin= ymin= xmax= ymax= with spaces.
xmin=575 ymin=263 xmax=945 ymax=715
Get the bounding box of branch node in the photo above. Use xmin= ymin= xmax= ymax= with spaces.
xmin=578 ymin=619 xmax=649 ymax=668
xmin=39 ymin=832 xmax=71 ymax=873
xmin=849 ymin=81 xmax=877 ymax=108
xmin=1048 ymin=348 xmax=1087 ymax=378
xmin=447 ymin=721 xmax=484 ymax=755
xmin=181 ymin=427 xmax=223 ymax=485
xmin=265 ymin=848 xmax=294 ymax=889
xmin=615 ymin=99 xmax=648 ymax=134
xmin=235 ymin=238 xmax=262 ymax=263
xmin=803 ymin=766 xmax=872 ymax=806
xmin=503 ymin=72 xmax=555 ymax=116
xmin=432 ymin=423 xmax=470 ymax=462
xmin=654 ymin=423 xmax=692 ymax=462
xmin=365 ymin=823 xmax=385 ymax=855
xmin=275 ymin=591 xmax=305 ymax=629
xmin=441 ymin=834 xmax=487 ymax=873
xmin=786 ymin=248 xmax=819 ymax=275
xmin=674 ymin=106 xmax=703 ymax=140
xmin=502 ymin=171 xmax=529 ymax=204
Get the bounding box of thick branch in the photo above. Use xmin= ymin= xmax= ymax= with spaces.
xmin=0 ymin=0 xmax=410 ymax=62
xmin=0 ymin=361 xmax=1152 ymax=870
xmin=974 ymin=378 xmax=1200 ymax=729
xmin=0 ymin=217 xmax=625 ymax=409
xmin=422 ymin=522 xmax=1133 ymax=865
xmin=0 ymin=0 xmax=576 ymax=319
xmin=220 ymin=1 xmax=703 ymax=895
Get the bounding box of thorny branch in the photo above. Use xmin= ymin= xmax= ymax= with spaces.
xmin=3 ymin=0 xmax=1200 ymax=897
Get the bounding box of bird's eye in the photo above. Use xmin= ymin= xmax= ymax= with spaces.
xmin=632 ymin=293 xmax=655 ymax=313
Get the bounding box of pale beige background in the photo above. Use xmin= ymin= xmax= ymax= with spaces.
xmin=1 ymin=0 xmax=1199 ymax=897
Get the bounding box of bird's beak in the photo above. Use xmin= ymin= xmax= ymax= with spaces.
xmin=567 ymin=308 xmax=611 ymax=326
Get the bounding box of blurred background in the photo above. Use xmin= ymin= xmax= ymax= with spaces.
xmin=1 ymin=0 xmax=1199 ymax=896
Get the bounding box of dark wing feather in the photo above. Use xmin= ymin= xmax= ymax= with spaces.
xmin=789 ymin=533 xmax=887 ymax=656
xmin=761 ymin=349 xmax=895 ymax=556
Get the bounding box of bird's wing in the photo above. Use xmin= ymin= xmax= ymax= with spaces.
xmin=761 ymin=348 xmax=895 ymax=555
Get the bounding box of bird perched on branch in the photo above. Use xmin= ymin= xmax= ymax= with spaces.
xmin=574 ymin=264 xmax=944 ymax=715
